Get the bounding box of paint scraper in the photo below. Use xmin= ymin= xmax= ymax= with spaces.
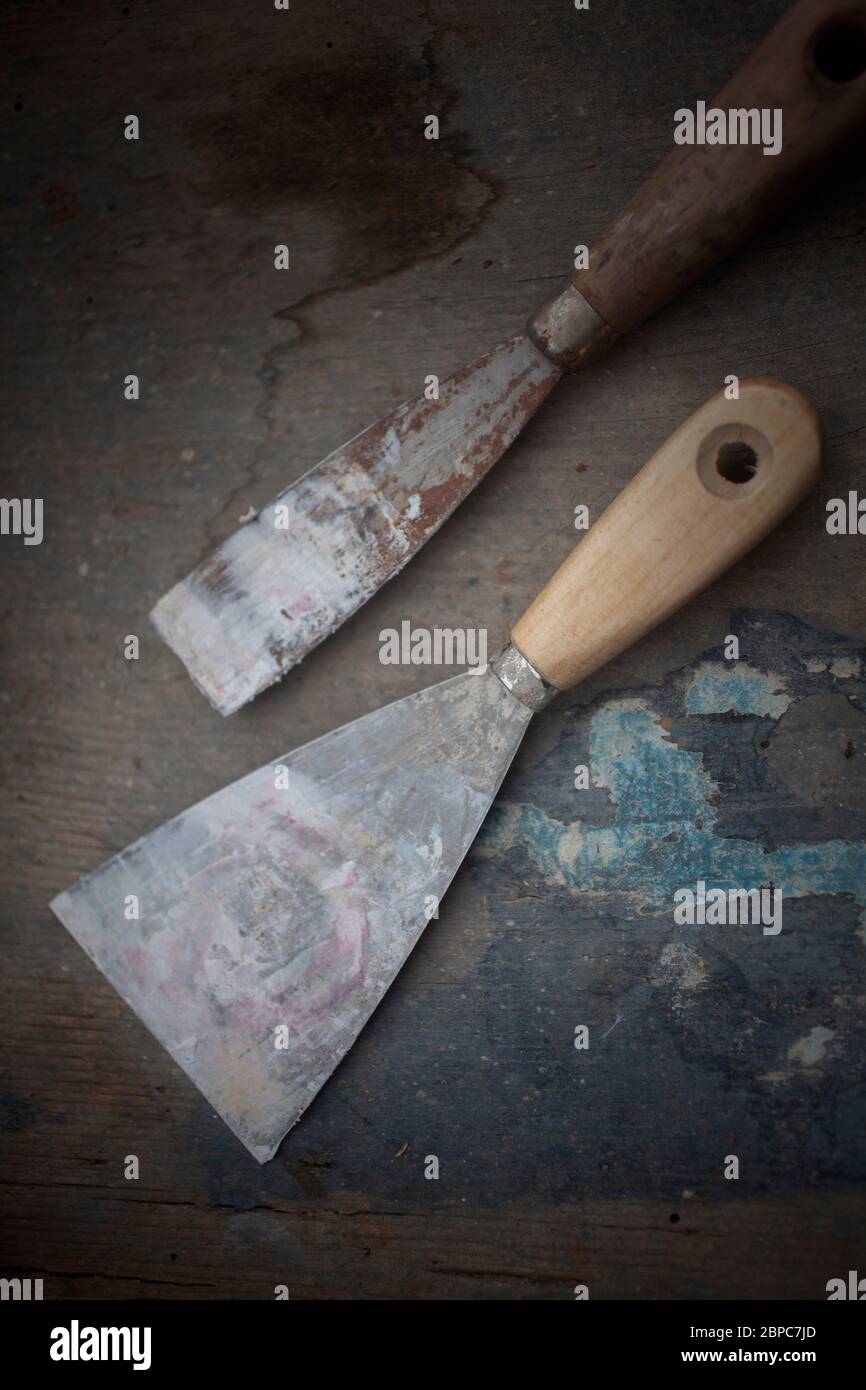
xmin=151 ymin=0 xmax=866 ymax=715
xmin=53 ymin=381 xmax=821 ymax=1160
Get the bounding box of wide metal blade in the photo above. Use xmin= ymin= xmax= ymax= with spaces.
xmin=151 ymin=336 xmax=560 ymax=715
xmin=51 ymin=667 xmax=531 ymax=1162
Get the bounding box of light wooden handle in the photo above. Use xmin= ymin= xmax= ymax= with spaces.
xmin=511 ymin=380 xmax=821 ymax=691
xmin=575 ymin=0 xmax=866 ymax=335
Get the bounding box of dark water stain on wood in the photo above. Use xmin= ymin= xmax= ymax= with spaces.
xmin=185 ymin=50 xmax=494 ymax=297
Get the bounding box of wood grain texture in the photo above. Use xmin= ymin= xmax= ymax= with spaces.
xmin=513 ymin=380 xmax=821 ymax=688
xmin=577 ymin=0 xmax=866 ymax=333
xmin=1 ymin=0 xmax=865 ymax=1300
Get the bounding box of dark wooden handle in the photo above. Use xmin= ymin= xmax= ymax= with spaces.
xmin=575 ymin=0 xmax=866 ymax=334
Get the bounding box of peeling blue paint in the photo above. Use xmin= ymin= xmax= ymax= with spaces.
xmin=481 ymin=696 xmax=866 ymax=930
xmin=686 ymin=661 xmax=789 ymax=717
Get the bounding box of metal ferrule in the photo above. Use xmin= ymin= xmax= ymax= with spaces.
xmin=491 ymin=641 xmax=560 ymax=713
xmin=528 ymin=282 xmax=618 ymax=371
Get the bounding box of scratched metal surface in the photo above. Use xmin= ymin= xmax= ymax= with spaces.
xmin=1 ymin=0 xmax=866 ymax=1298
xmin=51 ymin=668 xmax=531 ymax=1162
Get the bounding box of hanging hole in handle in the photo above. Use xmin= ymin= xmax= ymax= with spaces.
xmin=810 ymin=16 xmax=866 ymax=83
xmin=716 ymin=440 xmax=759 ymax=483
xmin=697 ymin=425 xmax=771 ymax=499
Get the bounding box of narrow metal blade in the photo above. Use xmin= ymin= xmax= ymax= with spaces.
xmin=151 ymin=336 xmax=560 ymax=715
xmin=50 ymin=668 xmax=531 ymax=1162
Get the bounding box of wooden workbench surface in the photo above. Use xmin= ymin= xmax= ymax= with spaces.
xmin=1 ymin=0 xmax=864 ymax=1298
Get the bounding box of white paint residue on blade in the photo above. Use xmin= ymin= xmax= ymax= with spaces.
xmin=152 ymin=459 xmax=409 ymax=715
xmin=50 ymin=668 xmax=532 ymax=1162
xmin=151 ymin=336 xmax=560 ymax=714
xmin=417 ymin=832 xmax=444 ymax=871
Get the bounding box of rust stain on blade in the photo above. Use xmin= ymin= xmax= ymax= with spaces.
xmin=151 ymin=336 xmax=560 ymax=715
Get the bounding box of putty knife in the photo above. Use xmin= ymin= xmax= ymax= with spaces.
xmin=54 ymin=381 xmax=820 ymax=1161
xmin=151 ymin=0 xmax=866 ymax=716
